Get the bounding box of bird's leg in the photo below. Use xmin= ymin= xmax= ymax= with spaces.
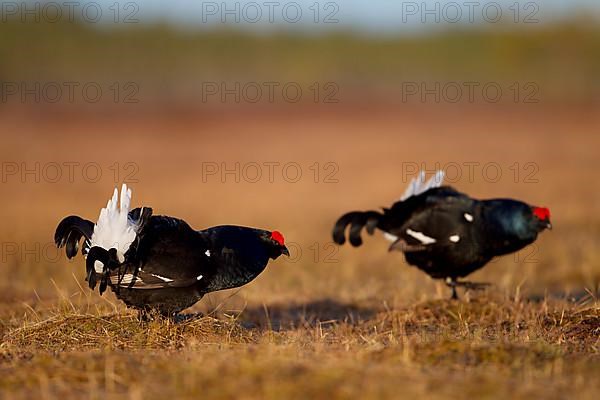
xmin=445 ymin=277 xmax=459 ymax=300
xmin=451 ymin=285 xmax=458 ymax=300
xmin=137 ymin=310 xmax=147 ymax=322
xmin=455 ymin=281 xmax=491 ymax=292
xmin=137 ymin=308 xmax=151 ymax=322
xmin=173 ymin=312 xmax=204 ymax=323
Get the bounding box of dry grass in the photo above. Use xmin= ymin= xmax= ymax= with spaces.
xmin=0 ymin=103 xmax=599 ymax=399
xmin=1 ymin=296 xmax=598 ymax=399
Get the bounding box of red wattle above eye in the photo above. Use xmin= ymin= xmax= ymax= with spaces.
xmin=270 ymin=231 xmax=285 ymax=246
xmin=533 ymin=207 xmax=550 ymax=220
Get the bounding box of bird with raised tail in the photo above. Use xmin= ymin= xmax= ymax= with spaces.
xmin=332 ymin=171 xmax=552 ymax=299
xmin=55 ymin=184 xmax=289 ymax=317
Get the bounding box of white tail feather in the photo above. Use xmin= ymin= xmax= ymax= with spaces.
xmin=399 ymin=170 xmax=445 ymax=201
xmin=90 ymin=184 xmax=137 ymax=265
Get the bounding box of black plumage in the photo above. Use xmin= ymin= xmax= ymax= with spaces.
xmin=55 ymin=207 xmax=289 ymax=316
xmin=333 ymin=183 xmax=551 ymax=299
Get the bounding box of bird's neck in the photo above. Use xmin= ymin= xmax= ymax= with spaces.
xmin=480 ymin=200 xmax=538 ymax=255
xmin=204 ymin=250 xmax=269 ymax=293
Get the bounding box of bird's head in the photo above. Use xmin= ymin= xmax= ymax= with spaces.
xmin=531 ymin=206 xmax=552 ymax=231
xmin=261 ymin=230 xmax=290 ymax=259
xmin=483 ymin=200 xmax=551 ymax=244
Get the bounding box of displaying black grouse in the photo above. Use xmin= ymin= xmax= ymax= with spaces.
xmin=55 ymin=185 xmax=289 ymax=316
xmin=332 ymin=171 xmax=552 ymax=299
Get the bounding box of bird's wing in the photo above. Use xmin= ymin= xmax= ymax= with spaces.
xmin=109 ymin=268 xmax=204 ymax=289
xmin=381 ymin=186 xmax=465 ymax=235
xmin=111 ymin=215 xmax=213 ymax=289
xmin=387 ymin=192 xmax=476 ymax=252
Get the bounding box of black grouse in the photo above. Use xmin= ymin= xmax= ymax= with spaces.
xmin=332 ymin=171 xmax=552 ymax=299
xmin=55 ymin=184 xmax=289 ymax=317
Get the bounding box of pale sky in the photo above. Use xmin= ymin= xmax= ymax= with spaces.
xmin=8 ymin=0 xmax=600 ymax=34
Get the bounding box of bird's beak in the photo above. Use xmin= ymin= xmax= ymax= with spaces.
xmin=546 ymin=222 xmax=552 ymax=230
xmin=282 ymin=246 xmax=290 ymax=257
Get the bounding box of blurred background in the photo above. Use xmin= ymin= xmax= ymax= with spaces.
xmin=0 ymin=0 xmax=599 ymax=314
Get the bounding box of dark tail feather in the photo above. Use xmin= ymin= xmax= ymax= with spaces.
xmin=128 ymin=207 xmax=153 ymax=229
xmin=85 ymin=247 xmax=106 ymax=290
xmin=85 ymin=247 xmax=120 ymax=295
xmin=332 ymin=211 xmax=383 ymax=247
xmin=125 ymin=207 xmax=153 ymax=260
xmin=54 ymin=216 xmax=94 ymax=258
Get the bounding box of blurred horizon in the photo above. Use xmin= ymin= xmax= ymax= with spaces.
xmin=1 ymin=17 xmax=599 ymax=108
xmin=2 ymin=1 xmax=600 ymax=110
